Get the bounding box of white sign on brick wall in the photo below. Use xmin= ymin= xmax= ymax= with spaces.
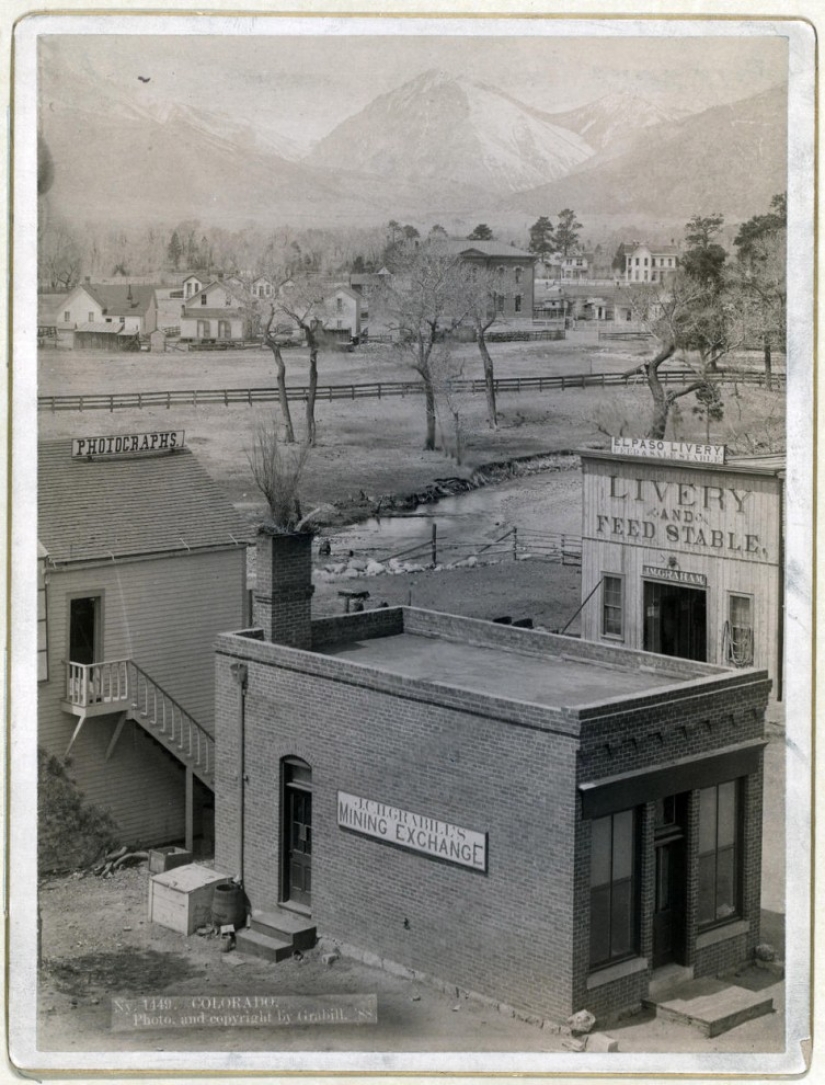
xmin=337 ymin=792 xmax=487 ymax=871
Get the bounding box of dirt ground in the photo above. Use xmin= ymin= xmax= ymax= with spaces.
xmin=35 ymin=731 xmax=786 ymax=1057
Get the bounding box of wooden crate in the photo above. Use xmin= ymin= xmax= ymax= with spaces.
xmin=148 ymin=846 xmax=192 ymax=875
xmin=148 ymin=864 xmax=227 ymax=935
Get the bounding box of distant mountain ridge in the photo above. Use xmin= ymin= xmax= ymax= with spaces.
xmin=38 ymin=47 xmax=788 ymax=228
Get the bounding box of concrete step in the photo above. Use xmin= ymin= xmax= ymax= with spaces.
xmin=250 ymin=908 xmax=317 ymax=951
xmin=235 ymin=928 xmax=295 ymax=963
xmin=651 ymin=977 xmax=774 ymax=1038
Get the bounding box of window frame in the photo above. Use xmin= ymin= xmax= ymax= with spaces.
xmin=589 ymin=808 xmax=639 ymax=971
xmin=726 ymin=592 xmax=755 ymax=666
xmin=697 ymin=779 xmax=743 ymax=930
xmin=601 ymin=574 xmax=624 ymax=640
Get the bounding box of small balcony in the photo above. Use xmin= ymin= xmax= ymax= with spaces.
xmin=62 ymin=659 xmax=131 ymax=718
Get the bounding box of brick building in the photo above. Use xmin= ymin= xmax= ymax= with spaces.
xmin=213 ymin=532 xmax=770 ymax=1023
xmin=579 ymin=445 xmax=784 ymax=698
xmin=38 ymin=433 xmax=249 ymax=846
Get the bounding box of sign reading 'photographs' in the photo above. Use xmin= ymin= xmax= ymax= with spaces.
xmin=338 ymin=792 xmax=487 ymax=871
xmin=72 ymin=431 xmax=186 ymax=458
xmin=611 ymin=437 xmax=726 ymax=464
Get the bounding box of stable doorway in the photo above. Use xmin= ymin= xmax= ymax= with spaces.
xmin=643 ymin=581 xmax=707 ymax=662
xmin=282 ymin=757 xmax=312 ymax=909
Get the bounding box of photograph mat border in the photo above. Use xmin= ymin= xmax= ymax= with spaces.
xmin=7 ymin=8 xmax=816 ymax=1077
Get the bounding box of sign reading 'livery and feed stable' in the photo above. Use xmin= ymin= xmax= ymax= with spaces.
xmin=611 ymin=437 xmax=726 ymax=465
xmin=337 ymin=792 xmax=487 ymax=871
xmin=72 ymin=431 xmax=185 ymax=458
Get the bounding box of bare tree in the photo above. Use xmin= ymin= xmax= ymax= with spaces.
xmin=262 ymin=301 xmax=296 ymax=444
xmin=374 ymin=244 xmax=474 ymax=450
xmin=619 ymin=276 xmax=728 ymax=440
xmin=455 ymin=264 xmax=504 ymax=429
xmin=270 ymin=276 xmax=334 ymax=446
xmin=247 ymin=416 xmax=309 ymax=531
xmin=39 ymin=218 xmax=83 ymax=291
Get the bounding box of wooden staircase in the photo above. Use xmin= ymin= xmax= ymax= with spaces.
xmin=235 ymin=909 xmax=317 ymax=963
xmin=62 ymin=658 xmax=215 ymax=787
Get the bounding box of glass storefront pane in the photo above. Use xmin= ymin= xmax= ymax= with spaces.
xmin=590 ymin=817 xmax=612 ymax=886
xmin=611 ymin=879 xmax=633 ymax=957
xmin=589 ymin=886 xmax=610 ymax=965
xmin=718 ymin=781 xmax=737 ymax=847
xmin=698 ymin=786 xmax=717 ymax=854
xmin=716 ymin=846 xmax=737 ymax=918
xmin=612 ymin=810 xmax=634 ymax=880
xmin=698 ymin=853 xmax=716 ymax=925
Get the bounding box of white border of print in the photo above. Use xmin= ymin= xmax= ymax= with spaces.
xmin=5 ymin=5 xmax=816 ymax=1080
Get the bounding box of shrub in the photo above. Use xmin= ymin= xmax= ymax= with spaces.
xmin=38 ymin=747 xmax=120 ymax=875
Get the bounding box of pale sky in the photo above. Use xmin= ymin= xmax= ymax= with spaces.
xmin=42 ymin=32 xmax=788 ymax=152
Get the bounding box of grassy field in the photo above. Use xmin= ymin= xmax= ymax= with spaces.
xmin=38 ymin=336 xmax=785 ymax=512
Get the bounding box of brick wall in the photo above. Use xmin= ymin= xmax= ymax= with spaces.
xmin=253 ymin=532 xmax=314 ymax=649
xmin=213 ymin=609 xmax=771 ymax=1024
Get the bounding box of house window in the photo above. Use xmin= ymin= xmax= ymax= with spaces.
xmin=201 ymin=294 xmax=207 ymax=305
xmin=514 ymin=267 xmax=522 ymax=284
xmin=88 ymin=312 xmax=94 ymax=323
xmin=336 ymin=297 xmax=343 ymax=312
xmin=635 ymin=257 xmax=640 ymax=266
xmin=63 ymin=310 xmax=70 ymax=322
xmin=698 ymin=780 xmax=741 ymax=927
xmin=590 ymin=809 xmax=638 ymax=968
xmin=497 ymin=266 xmax=505 ymax=278
xmin=602 ymin=575 xmax=623 ymax=638
xmin=495 ymin=293 xmax=505 ymax=314
xmin=726 ymin=594 xmax=754 ymax=666
xmin=514 ymin=294 xmax=522 ymax=313
xmin=197 ymin=319 xmax=211 ymax=338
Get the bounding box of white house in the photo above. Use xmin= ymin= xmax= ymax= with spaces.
xmin=180 ymin=281 xmax=249 ymax=343
xmin=324 ymin=286 xmax=362 ymax=341
xmin=182 ymin=274 xmax=206 ymax=299
xmin=59 ymin=283 xmax=158 ymax=336
xmin=624 ymin=244 xmax=680 ymax=284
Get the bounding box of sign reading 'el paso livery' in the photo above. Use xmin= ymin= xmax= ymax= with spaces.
xmin=337 ymin=792 xmax=487 ymax=871
xmin=611 ymin=437 xmax=726 ymax=465
xmin=72 ymin=431 xmax=185 ymax=458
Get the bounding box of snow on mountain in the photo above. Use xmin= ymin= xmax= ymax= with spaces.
xmin=547 ymin=90 xmax=692 ymax=151
xmin=305 ymin=68 xmax=596 ymax=195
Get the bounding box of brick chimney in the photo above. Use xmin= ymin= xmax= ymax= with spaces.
xmin=253 ymin=531 xmax=314 ymax=649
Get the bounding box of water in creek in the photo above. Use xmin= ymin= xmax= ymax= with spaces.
xmin=326 ymin=466 xmax=583 ymax=566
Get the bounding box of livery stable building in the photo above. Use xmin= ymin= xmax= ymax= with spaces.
xmin=213 ymin=531 xmax=771 ymax=1023
xmin=38 ymin=432 xmax=249 ymax=848
xmin=579 ymin=441 xmax=784 ymax=700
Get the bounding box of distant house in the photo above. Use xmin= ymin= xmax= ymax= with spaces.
xmin=251 ymin=276 xmax=276 ymax=301
xmin=433 ymin=240 xmax=536 ymax=320
xmin=59 ymin=282 xmax=158 ymax=338
xmin=324 ymin=286 xmax=362 ymax=342
xmin=179 ymin=281 xmax=250 ymax=343
xmin=182 ymin=274 xmax=206 ymax=299
xmin=349 ymin=267 xmax=392 ymax=304
xmin=624 ymin=243 xmax=680 ymax=284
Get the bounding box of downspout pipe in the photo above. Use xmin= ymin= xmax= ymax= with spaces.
xmin=229 ymin=662 xmax=248 ymax=885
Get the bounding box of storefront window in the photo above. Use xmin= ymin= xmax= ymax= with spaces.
xmin=602 ymin=575 xmax=623 ymax=637
xmin=698 ymin=780 xmax=741 ymax=926
xmin=590 ymin=809 xmax=637 ymax=968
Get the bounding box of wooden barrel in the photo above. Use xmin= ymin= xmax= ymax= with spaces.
xmin=211 ymin=881 xmax=246 ymax=928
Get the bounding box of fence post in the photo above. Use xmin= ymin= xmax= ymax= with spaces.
xmin=431 ymin=523 xmax=437 ymax=567
xmin=512 ymin=527 xmax=518 ymax=561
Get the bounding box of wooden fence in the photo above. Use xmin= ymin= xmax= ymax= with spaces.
xmin=38 ymin=368 xmax=785 ymax=413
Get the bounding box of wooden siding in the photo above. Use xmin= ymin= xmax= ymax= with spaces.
xmin=580 ymin=458 xmax=782 ymax=685
xmin=39 ymin=548 xmax=246 ymax=844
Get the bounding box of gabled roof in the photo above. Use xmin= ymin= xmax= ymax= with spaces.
xmin=196 ymin=281 xmax=250 ymax=307
xmin=434 ymin=240 xmax=535 ymax=260
xmin=332 ymin=286 xmax=361 ymax=302
xmin=79 ymin=284 xmax=156 ymax=317
xmin=39 ymin=440 xmax=250 ymax=564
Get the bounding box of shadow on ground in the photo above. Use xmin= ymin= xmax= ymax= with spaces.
xmin=44 ymin=948 xmax=205 ymax=999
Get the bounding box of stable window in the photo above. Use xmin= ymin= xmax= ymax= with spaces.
xmin=698 ymin=780 xmax=741 ymax=927
xmin=590 ymin=809 xmax=637 ymax=968
xmin=602 ymin=575 xmax=623 ymax=638
xmin=726 ymin=593 xmax=754 ymax=666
